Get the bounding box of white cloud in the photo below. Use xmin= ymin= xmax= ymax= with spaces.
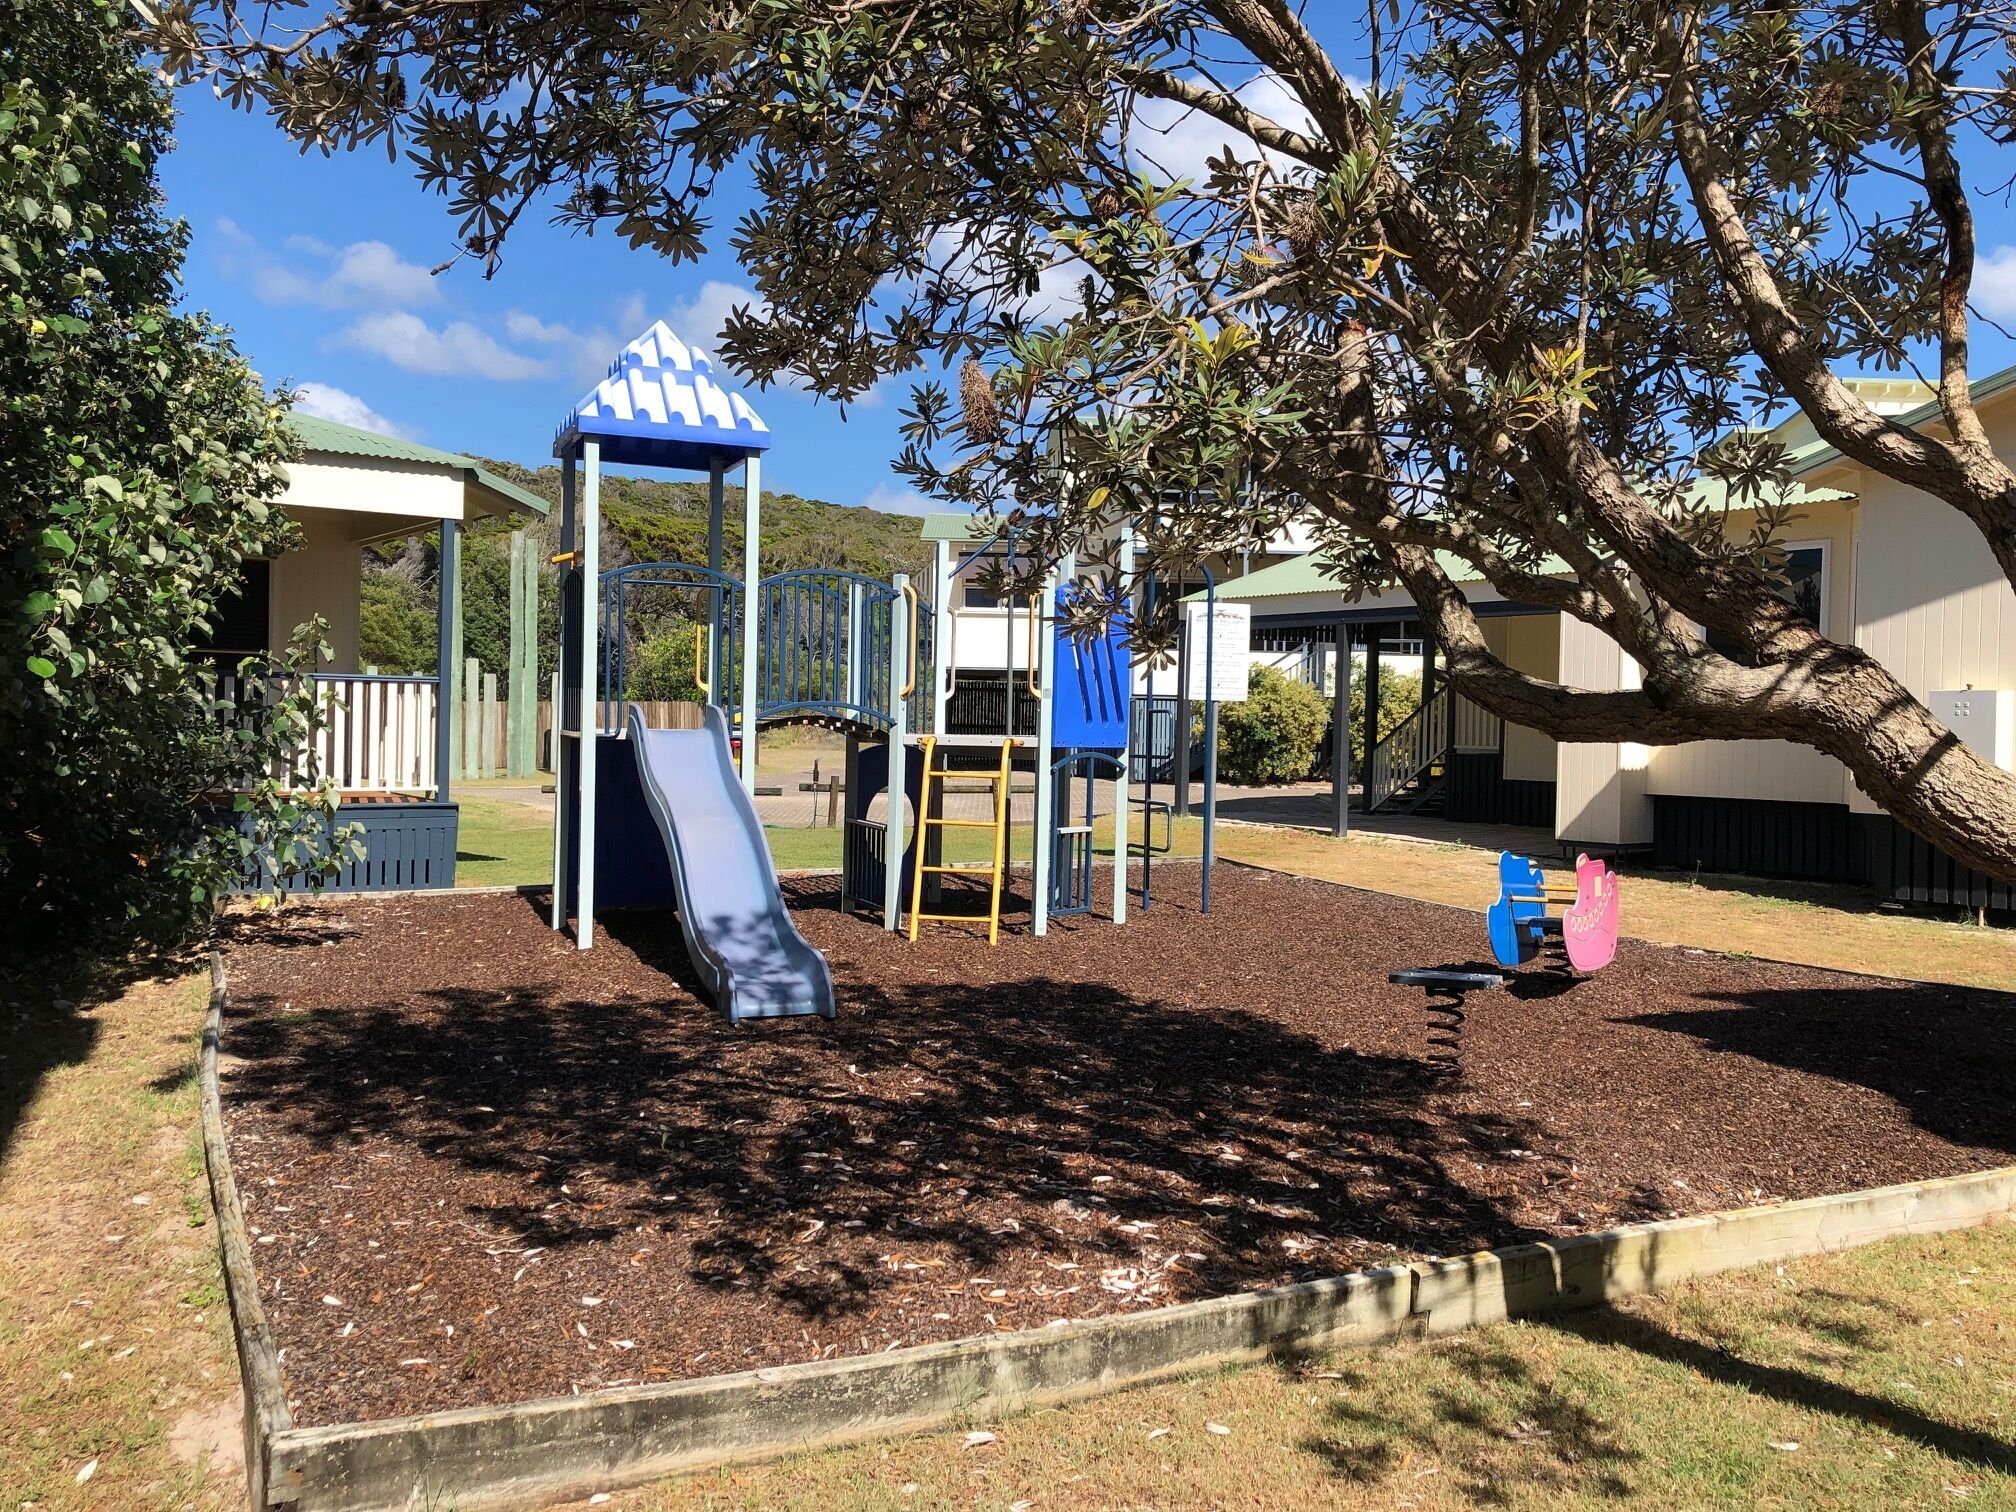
xmin=213 ymin=215 xmax=253 ymax=246
xmin=335 ymin=311 xmax=549 ymax=380
xmin=857 ymin=483 xmax=937 ymax=517
xmin=920 ymin=225 xmax=1090 ymax=327
xmin=291 ymin=382 xmax=420 ymax=440
xmin=1127 ymin=70 xmax=1325 ymax=183
xmin=1973 ymin=245 xmax=2016 ymax=318
xmin=248 ymin=236 xmax=441 ymax=310
xmin=666 ymin=279 xmax=766 ymax=360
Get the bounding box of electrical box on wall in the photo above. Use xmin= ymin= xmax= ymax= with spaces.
xmin=1931 ymin=688 xmax=2016 ymax=771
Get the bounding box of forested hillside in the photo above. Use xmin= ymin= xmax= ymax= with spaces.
xmin=357 ymin=464 xmax=936 ymax=691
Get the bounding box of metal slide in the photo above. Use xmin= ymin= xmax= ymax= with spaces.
xmin=626 ymin=704 xmax=836 ymax=1022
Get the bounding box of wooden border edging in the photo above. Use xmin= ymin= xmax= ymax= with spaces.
xmin=200 ymin=962 xmax=2016 ymax=1512
xmin=200 ymin=954 xmax=296 ymax=1507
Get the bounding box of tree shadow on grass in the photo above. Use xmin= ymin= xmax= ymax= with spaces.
xmin=1552 ymin=1304 xmax=2016 ymax=1476
xmin=1291 ymin=1284 xmax=2016 ymax=1501
xmin=0 ymin=941 xmax=200 ymax=1164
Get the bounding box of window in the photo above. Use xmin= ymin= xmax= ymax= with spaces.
xmin=963 ymin=579 xmax=1006 ymax=611
xmin=194 ymin=558 xmax=271 ymax=663
xmin=1705 ymin=543 xmax=1825 ymax=662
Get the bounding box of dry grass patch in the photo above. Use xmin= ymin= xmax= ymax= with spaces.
xmin=588 ymin=1221 xmax=2016 ymax=1510
xmin=0 ymin=962 xmax=242 ymax=1510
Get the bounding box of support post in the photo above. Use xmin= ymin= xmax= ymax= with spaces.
xmin=707 ymin=459 xmax=726 ymax=702
xmin=1112 ymin=528 xmax=1133 ymax=925
xmin=1331 ymin=615 xmax=1352 ymax=837
xmin=480 ymin=670 xmax=499 ymax=777
xmin=463 ymin=655 xmax=480 ymax=780
xmin=931 ymin=538 xmax=951 ymax=738
xmin=739 ymin=455 xmax=761 ymax=792
xmin=549 ymin=453 xmax=576 ymax=932
xmin=1032 ymin=558 xmax=1061 ymax=938
xmin=1201 ymin=574 xmax=1217 ymax=915
xmin=1362 ymin=624 xmax=1383 ymax=795
xmin=434 ymin=519 xmax=458 ymax=806
xmin=1173 ymin=616 xmax=1192 ymax=818
xmin=575 ymin=440 xmax=602 ymax=950
xmin=445 ymin=522 xmax=464 ymax=788
xmin=882 ymin=574 xmax=910 ymax=932
xmin=507 ymin=533 xmax=527 ymax=777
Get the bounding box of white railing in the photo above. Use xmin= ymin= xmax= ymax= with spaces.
xmin=206 ymin=670 xmax=439 ymax=796
xmin=1452 ymin=691 xmax=1502 ymax=752
xmin=1367 ymin=686 xmax=1451 ymax=813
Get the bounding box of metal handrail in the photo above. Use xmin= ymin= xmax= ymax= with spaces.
xmin=1024 ymin=592 xmax=1042 ymax=696
xmin=1367 ymin=684 xmax=1452 ymax=812
xmin=901 ymin=581 xmax=919 ymax=697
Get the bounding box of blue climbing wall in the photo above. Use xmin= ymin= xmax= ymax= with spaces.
xmin=1052 ymin=585 xmax=1130 ymax=750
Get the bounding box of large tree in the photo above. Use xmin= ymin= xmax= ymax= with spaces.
xmin=4 ymin=0 xmax=348 ymax=945
xmin=158 ymin=0 xmax=2016 ymax=880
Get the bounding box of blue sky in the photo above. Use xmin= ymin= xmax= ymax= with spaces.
xmin=160 ymin=68 xmax=2016 ymax=515
xmin=161 ymin=89 xmax=934 ymax=512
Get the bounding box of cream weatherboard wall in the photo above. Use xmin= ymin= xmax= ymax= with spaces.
xmin=1482 ymin=612 xmax=1561 ymax=784
xmin=268 ymin=508 xmax=364 ymax=672
xmin=1847 ymin=429 xmax=2016 ymax=813
xmin=1642 ymin=495 xmax=1859 ymax=807
xmin=1554 ymin=612 xmax=1651 ymax=845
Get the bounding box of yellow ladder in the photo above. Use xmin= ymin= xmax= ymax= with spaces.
xmin=907 ymin=735 xmax=1016 ymax=945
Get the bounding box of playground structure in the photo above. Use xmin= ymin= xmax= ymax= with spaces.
xmin=548 ymin=322 xmax=1221 ymax=1020
xmin=1486 ymin=850 xmax=1622 ymax=973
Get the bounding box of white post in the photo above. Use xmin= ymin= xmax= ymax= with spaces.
xmin=931 ymin=538 xmax=951 ymax=738
xmin=576 ymin=440 xmax=602 ymax=950
xmin=1032 ymin=558 xmax=1061 ymax=938
xmin=1113 ymin=527 xmax=1133 ymax=925
xmin=549 ymin=452 xmax=575 ymax=932
xmin=883 ymin=574 xmax=910 ymax=932
xmin=846 ymin=581 xmax=864 ymax=714
xmin=739 ymin=455 xmax=761 ymax=792
xmin=707 ymin=458 xmax=726 ymax=700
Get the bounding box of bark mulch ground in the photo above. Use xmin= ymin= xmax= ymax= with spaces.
xmin=217 ymin=865 xmax=2016 ymax=1427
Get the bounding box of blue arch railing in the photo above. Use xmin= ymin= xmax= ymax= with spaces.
xmin=597 ymin=562 xmax=933 ymax=735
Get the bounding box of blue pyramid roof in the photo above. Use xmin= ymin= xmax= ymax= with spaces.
xmin=554 ymin=320 xmax=772 ymax=472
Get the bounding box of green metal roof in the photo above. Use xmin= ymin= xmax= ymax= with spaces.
xmin=918 ymin=512 xmax=988 ymax=543
xmin=285 ymin=413 xmax=550 ymax=517
xmin=1775 ymin=360 xmax=2016 ymax=479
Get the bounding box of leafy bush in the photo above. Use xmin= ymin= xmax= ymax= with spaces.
xmin=0 ymin=0 xmax=346 ymax=943
xmin=627 ymin=621 xmax=704 ymax=702
xmin=1349 ymin=664 xmax=1422 ymax=771
xmin=357 ymin=573 xmax=436 ymax=675
xmin=1216 ymin=665 xmax=1331 ymax=785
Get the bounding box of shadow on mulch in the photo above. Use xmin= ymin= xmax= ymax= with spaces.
xmin=222 ymin=930 xmax=1540 ymax=1297
xmin=1625 ymin=988 xmax=2016 ymax=1156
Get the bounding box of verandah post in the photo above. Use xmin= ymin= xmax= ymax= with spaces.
xmin=434 ymin=519 xmax=459 ymax=806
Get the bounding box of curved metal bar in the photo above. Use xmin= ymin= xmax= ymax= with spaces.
xmin=901 ymin=581 xmax=919 ymax=697
xmin=601 ymin=560 xmax=744 ymax=590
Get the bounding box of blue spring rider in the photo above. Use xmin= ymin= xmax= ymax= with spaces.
xmin=1486 ymin=850 xmax=1621 ymax=972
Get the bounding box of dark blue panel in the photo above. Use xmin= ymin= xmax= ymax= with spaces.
xmin=1052 ymin=585 xmax=1130 ymax=751
xmin=592 ymin=734 xmax=680 ymax=910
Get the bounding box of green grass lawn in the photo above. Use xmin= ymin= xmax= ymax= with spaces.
xmin=642 ymin=1219 xmax=2016 ymax=1509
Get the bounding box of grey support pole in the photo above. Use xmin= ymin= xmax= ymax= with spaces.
xmin=434 ymin=519 xmax=458 ymax=806
xmin=882 ymin=574 xmax=910 ymax=932
xmin=931 ymin=538 xmax=951 ymax=738
xmin=707 ymin=458 xmax=726 ymax=700
xmin=445 ymin=522 xmax=464 ymax=788
xmin=549 ymin=454 xmax=576 ymax=931
xmin=1331 ymin=615 xmax=1352 ymax=836
xmin=575 ymin=440 xmax=602 ymax=950
xmin=1112 ymin=528 xmax=1134 ymax=925
xmin=739 ymin=455 xmax=761 ymax=792
xmin=1032 ymin=558 xmax=1061 ymax=937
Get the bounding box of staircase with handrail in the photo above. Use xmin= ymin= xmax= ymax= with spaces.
xmin=1366 ymin=686 xmax=1452 ymax=814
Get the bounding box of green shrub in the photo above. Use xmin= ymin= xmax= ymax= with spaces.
xmin=1 ymin=0 xmax=350 ymax=944
xmin=1216 ymin=665 xmax=1331 ymax=785
xmin=1349 ymin=664 xmax=1422 ymax=770
xmin=627 ymin=622 xmax=704 ymax=701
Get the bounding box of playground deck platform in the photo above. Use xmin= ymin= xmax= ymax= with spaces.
xmin=216 ymin=866 xmax=2016 ymax=1427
